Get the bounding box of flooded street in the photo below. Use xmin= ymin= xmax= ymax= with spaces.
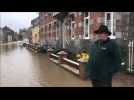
xmin=0 ymin=42 xmax=90 ymax=87
xmin=0 ymin=42 xmax=42 ymax=86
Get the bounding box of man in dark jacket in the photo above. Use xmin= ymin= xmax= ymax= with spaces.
xmin=86 ymin=25 xmax=122 ymax=87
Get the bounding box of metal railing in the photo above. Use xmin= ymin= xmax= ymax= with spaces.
xmin=63 ymin=58 xmax=80 ymax=66
xmin=48 ymin=52 xmax=87 ymax=79
xmin=51 ymin=53 xmax=60 ymax=58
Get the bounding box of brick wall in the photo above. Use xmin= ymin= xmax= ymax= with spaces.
xmin=90 ymin=12 xmax=105 ymax=35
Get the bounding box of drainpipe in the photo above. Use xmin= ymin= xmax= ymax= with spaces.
xmin=128 ymin=40 xmax=134 ymax=73
xmin=131 ymin=40 xmax=134 ymax=72
xmin=62 ymin=20 xmax=65 ymax=49
xmin=128 ymin=41 xmax=131 ymax=72
xmin=60 ymin=19 xmax=64 ymax=49
xmin=60 ymin=20 xmax=63 ymax=49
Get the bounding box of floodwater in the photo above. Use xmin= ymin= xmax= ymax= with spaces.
xmin=0 ymin=42 xmax=90 ymax=87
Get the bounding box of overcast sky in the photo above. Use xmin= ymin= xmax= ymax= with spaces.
xmin=1 ymin=12 xmax=39 ymax=32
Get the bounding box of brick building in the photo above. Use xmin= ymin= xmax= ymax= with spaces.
xmin=39 ymin=12 xmax=134 ymax=69
xmin=31 ymin=16 xmax=39 ymax=44
xmin=39 ymin=12 xmax=134 ymax=53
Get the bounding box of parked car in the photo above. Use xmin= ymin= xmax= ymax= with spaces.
xmin=22 ymin=39 xmax=29 ymax=47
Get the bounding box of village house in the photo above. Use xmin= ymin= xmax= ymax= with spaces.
xmin=31 ymin=16 xmax=39 ymax=44
xmin=39 ymin=12 xmax=133 ymax=48
xmin=2 ymin=26 xmax=17 ymax=43
xmin=39 ymin=12 xmax=134 ymax=69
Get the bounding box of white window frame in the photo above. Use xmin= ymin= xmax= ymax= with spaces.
xmin=51 ymin=23 xmax=53 ymax=41
xmin=48 ymin=24 xmax=51 ymax=40
xmin=52 ymin=22 xmax=54 ymax=41
xmin=46 ymin=25 xmax=48 ymax=40
xmin=55 ymin=23 xmax=59 ymax=40
xmin=53 ymin=21 xmax=56 ymax=40
xmin=74 ymin=12 xmax=77 ymax=17
xmin=62 ymin=22 xmax=65 ymax=48
xmin=84 ymin=12 xmax=90 ymax=39
xmin=50 ymin=23 xmax=52 ymax=41
xmin=55 ymin=21 xmax=59 ymax=41
xmin=71 ymin=21 xmax=75 ymax=40
xmin=105 ymin=12 xmax=116 ymax=39
xmin=79 ymin=12 xmax=82 ymax=16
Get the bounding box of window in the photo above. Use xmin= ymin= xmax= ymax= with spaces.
xmin=54 ymin=22 xmax=56 ymax=40
xmin=35 ymin=34 xmax=37 ymax=37
xmin=49 ymin=24 xmax=51 ymax=40
xmin=107 ymin=13 xmax=111 ymax=20
xmin=67 ymin=20 xmax=71 ymax=38
xmin=84 ymin=12 xmax=90 ymax=39
xmin=46 ymin=26 xmax=48 ymax=40
xmin=71 ymin=21 xmax=75 ymax=39
xmin=71 ymin=14 xmax=75 ymax=21
xmin=70 ymin=14 xmax=75 ymax=39
xmin=105 ymin=12 xmax=112 ymax=31
xmin=79 ymin=12 xmax=82 ymax=16
xmin=85 ymin=19 xmax=88 ymax=37
xmin=51 ymin=23 xmax=53 ymax=40
xmin=85 ymin=12 xmax=88 ymax=17
xmin=51 ymin=23 xmax=53 ymax=41
xmin=56 ymin=23 xmax=59 ymax=40
xmin=66 ymin=23 xmax=70 ymax=39
xmin=74 ymin=12 xmax=77 ymax=17
xmin=105 ymin=12 xmax=115 ymax=39
xmin=44 ymin=26 xmax=46 ymax=40
xmin=78 ymin=22 xmax=81 ymax=27
xmin=48 ymin=12 xmax=52 ymax=16
xmin=40 ymin=12 xmax=42 ymax=17
xmin=37 ymin=27 xmax=39 ymax=33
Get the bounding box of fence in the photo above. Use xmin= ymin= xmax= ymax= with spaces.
xmin=48 ymin=51 xmax=87 ymax=80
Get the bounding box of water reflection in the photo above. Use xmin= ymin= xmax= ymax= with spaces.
xmin=0 ymin=44 xmax=16 ymax=54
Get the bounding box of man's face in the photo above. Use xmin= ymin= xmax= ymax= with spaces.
xmin=97 ymin=32 xmax=108 ymax=41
